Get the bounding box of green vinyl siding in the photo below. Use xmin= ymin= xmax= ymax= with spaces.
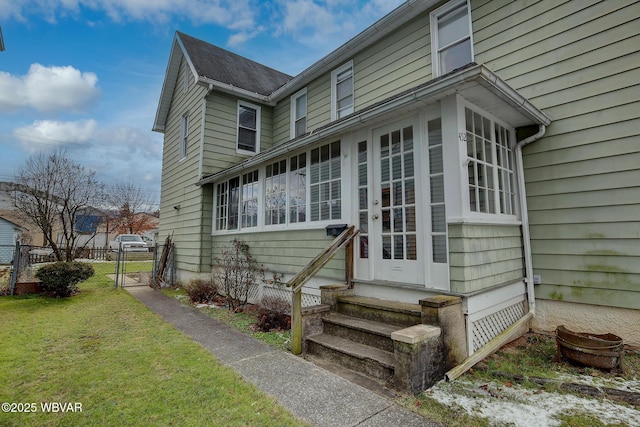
xmin=201 ymin=93 xmax=275 ymax=177
xmin=472 ymin=0 xmax=640 ymax=308
xmin=448 ymin=223 xmax=523 ymax=294
xmin=211 ymin=229 xmax=344 ymax=281
xmin=159 ymin=57 xmax=211 ymax=273
xmin=353 ymin=12 xmax=430 ymax=110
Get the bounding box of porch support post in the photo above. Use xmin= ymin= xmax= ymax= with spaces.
xmin=291 ymin=290 xmax=303 ymax=355
xmin=420 ymin=295 xmax=468 ymax=368
xmin=345 ymin=238 xmax=354 ymax=288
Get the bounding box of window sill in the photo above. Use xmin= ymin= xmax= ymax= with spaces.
xmin=447 ymin=216 xmax=521 ymax=227
xmin=212 ymin=219 xmax=346 ymax=236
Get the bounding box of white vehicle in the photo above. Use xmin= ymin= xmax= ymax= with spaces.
xmin=108 ymin=234 xmax=149 ymax=252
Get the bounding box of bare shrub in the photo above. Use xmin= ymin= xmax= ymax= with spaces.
xmin=184 ymin=279 xmax=218 ymax=304
xmin=256 ymin=296 xmax=291 ymax=332
xmin=211 ymin=239 xmax=263 ymax=311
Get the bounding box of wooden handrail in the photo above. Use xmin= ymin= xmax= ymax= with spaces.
xmin=289 ymin=225 xmax=359 ymax=354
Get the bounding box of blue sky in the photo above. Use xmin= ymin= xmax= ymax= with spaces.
xmin=0 ymin=0 xmax=403 ymax=208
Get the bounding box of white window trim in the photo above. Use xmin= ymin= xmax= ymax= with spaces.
xmin=212 ymin=141 xmax=346 ymax=236
xmin=236 ymin=100 xmax=261 ymax=155
xmin=461 ymin=102 xmax=519 ymax=221
xmin=179 ymin=113 xmax=189 ymax=161
xmin=290 ymin=88 xmax=308 ymax=139
xmin=331 ymin=60 xmax=354 ymax=121
xmin=430 ymin=0 xmax=474 ymax=77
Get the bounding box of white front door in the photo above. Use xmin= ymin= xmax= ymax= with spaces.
xmin=369 ymin=120 xmax=423 ymax=283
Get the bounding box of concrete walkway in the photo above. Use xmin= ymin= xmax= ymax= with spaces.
xmin=123 ymin=283 xmax=438 ymax=427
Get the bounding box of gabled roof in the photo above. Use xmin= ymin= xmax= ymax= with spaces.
xmin=153 ymin=32 xmax=292 ymax=132
xmin=178 ymin=32 xmax=292 ymax=96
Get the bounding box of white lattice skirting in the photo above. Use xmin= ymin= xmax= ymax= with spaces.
xmin=247 ymin=282 xmax=321 ymax=309
xmin=471 ymin=300 xmax=526 ymax=353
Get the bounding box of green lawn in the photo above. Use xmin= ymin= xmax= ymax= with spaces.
xmin=0 ymin=262 xmax=306 ymax=427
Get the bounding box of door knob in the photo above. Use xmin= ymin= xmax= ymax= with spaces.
xmin=372 ymin=214 xmax=379 ymax=220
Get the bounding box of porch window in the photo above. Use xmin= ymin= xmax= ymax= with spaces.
xmin=215 ymin=171 xmax=258 ymax=231
xmin=265 ymin=160 xmax=287 ymax=225
xmin=430 ymin=0 xmax=474 ymax=77
xmin=310 ymin=141 xmax=341 ymax=221
xmin=331 ymin=61 xmax=354 ymax=120
xmin=291 ymin=88 xmax=307 ymax=138
xmin=289 ymin=153 xmax=307 ymax=223
xmin=237 ymin=101 xmax=260 ymax=154
xmin=241 ymin=170 xmax=259 ymax=228
xmin=465 ymin=107 xmax=516 ymax=215
xmin=357 ymin=141 xmax=368 ymax=259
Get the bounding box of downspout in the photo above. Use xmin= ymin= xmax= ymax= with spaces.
xmin=445 ymin=124 xmax=546 ymax=382
xmin=515 ymin=124 xmax=546 ymax=316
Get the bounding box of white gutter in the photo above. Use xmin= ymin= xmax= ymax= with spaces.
xmin=445 ymin=124 xmax=547 ymax=382
xmin=198 ymin=76 xmax=274 ymax=105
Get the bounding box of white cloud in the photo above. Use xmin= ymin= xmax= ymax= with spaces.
xmin=0 ymin=64 xmax=100 ymax=113
xmin=14 ymin=119 xmax=98 ymax=152
xmin=273 ymin=0 xmax=404 ymax=50
xmin=0 ymin=0 xmax=257 ymax=30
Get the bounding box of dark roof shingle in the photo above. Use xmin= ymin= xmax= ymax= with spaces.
xmin=178 ymin=31 xmax=292 ymax=96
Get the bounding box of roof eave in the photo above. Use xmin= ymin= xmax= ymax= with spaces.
xmin=199 ymin=77 xmax=275 ymax=105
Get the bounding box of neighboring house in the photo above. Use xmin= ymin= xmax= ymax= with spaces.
xmin=154 ymin=0 xmax=640 ymax=373
xmin=0 ymin=216 xmax=26 ymax=263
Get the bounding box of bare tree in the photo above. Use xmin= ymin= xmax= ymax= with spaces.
xmin=13 ymin=150 xmax=105 ymax=261
xmin=107 ymin=182 xmax=157 ymax=235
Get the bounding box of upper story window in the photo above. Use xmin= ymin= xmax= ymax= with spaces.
xmin=291 ymin=88 xmax=307 ymax=139
xmin=237 ymin=101 xmax=261 ymax=154
xmin=430 ymin=0 xmax=473 ymax=77
xmin=331 ymin=61 xmax=354 ymax=120
xmin=465 ymin=107 xmax=516 ymax=215
xmin=179 ymin=113 xmax=188 ymax=160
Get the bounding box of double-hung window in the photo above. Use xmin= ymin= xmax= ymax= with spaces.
xmin=237 ymin=101 xmax=260 ymax=154
xmin=430 ymin=0 xmax=473 ymax=77
xmin=465 ymin=107 xmax=516 ymax=215
xmin=291 ymin=88 xmax=307 ymax=138
xmin=179 ymin=113 xmax=188 ymax=160
xmin=331 ymin=61 xmax=354 ymax=120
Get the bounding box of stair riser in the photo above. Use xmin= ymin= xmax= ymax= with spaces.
xmin=336 ymin=302 xmax=421 ymax=328
xmin=306 ymin=340 xmax=394 ymax=382
xmin=323 ymin=322 xmax=394 ymax=353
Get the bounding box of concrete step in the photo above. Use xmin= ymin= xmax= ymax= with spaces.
xmin=336 ymin=295 xmax=422 ymax=328
xmin=305 ymin=354 xmax=396 ymax=398
xmin=306 ymin=333 xmax=395 ymax=383
xmin=322 ymin=313 xmax=400 ymax=353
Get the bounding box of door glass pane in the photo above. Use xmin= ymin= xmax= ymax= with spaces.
xmin=393 ymin=208 xmax=403 ymax=232
xmin=405 ymin=179 xmax=415 ymax=204
xmin=382 ymin=209 xmax=391 ymax=232
xmin=382 ymin=236 xmax=391 ymax=260
xmin=405 ymin=207 xmax=416 ymax=232
xmin=406 ymin=235 xmax=417 ymax=260
xmin=394 ymin=235 xmax=404 ymax=260
xmin=393 ymin=182 xmax=403 ymax=206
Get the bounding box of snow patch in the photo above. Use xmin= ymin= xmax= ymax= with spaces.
xmin=426 ymin=380 xmax=640 ymax=426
